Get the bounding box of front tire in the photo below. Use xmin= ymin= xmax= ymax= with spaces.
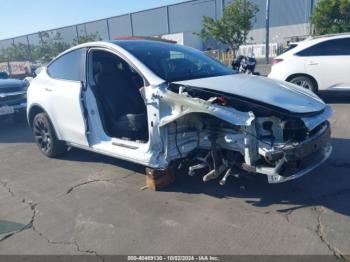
xmin=32 ymin=113 xmax=67 ymax=158
xmin=289 ymin=76 xmax=317 ymax=93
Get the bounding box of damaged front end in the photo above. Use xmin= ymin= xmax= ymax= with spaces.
xmin=154 ymin=82 xmax=332 ymax=184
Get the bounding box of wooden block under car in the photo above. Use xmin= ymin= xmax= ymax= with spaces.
xmin=145 ymin=167 xmax=176 ymax=191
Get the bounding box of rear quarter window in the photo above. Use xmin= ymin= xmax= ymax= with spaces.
xmin=47 ymin=48 xmax=86 ymax=81
xmin=296 ymin=38 xmax=350 ymax=57
xmin=282 ymin=44 xmax=298 ymax=54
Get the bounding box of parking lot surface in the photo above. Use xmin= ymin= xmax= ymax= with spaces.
xmin=0 ymin=92 xmax=350 ymax=258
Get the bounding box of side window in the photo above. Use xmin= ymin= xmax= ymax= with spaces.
xmin=48 ymin=48 xmax=86 ymax=81
xmin=336 ymin=38 xmax=350 ymax=55
xmin=297 ymin=38 xmax=350 ymax=56
xmin=90 ymin=50 xmax=145 ymax=89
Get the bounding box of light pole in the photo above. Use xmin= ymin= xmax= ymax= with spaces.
xmin=310 ymin=0 xmax=314 ymax=35
xmin=265 ymin=0 xmax=270 ymax=64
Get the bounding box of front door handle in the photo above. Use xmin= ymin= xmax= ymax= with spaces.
xmin=308 ymin=61 xmax=319 ymax=66
xmin=45 ymin=88 xmax=52 ymax=92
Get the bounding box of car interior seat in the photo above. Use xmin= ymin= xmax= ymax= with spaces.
xmin=94 ymin=59 xmax=148 ymax=141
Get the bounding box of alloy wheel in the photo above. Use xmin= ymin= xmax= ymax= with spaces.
xmin=33 ymin=118 xmax=52 ymax=154
xmin=291 ymin=79 xmax=311 ymax=89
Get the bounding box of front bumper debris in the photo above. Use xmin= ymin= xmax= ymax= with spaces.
xmin=259 ymin=122 xmax=332 ymax=183
xmin=266 ymin=143 xmax=332 ymax=183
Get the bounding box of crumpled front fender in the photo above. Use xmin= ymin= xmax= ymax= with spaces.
xmin=157 ymin=87 xmax=255 ymax=127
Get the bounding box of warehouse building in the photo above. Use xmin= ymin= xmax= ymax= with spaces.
xmin=0 ymin=0 xmax=317 ymax=55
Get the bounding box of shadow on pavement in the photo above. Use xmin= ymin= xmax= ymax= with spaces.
xmin=319 ymin=90 xmax=350 ymax=104
xmin=60 ymin=137 xmax=350 ymax=218
xmin=0 ymin=120 xmax=33 ymax=144
xmin=0 ymin=219 xmax=27 ymax=235
xmin=164 ymin=137 xmax=350 ymax=218
xmin=61 ymin=147 xmax=146 ymax=174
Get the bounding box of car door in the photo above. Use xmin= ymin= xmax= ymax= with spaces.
xmin=301 ymin=38 xmax=350 ymax=90
xmin=46 ymin=48 xmax=89 ymax=146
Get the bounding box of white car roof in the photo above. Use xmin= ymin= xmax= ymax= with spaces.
xmin=302 ymin=33 xmax=350 ymax=45
xmin=49 ymin=41 xmax=166 ymax=86
xmin=281 ymin=33 xmax=350 ymax=57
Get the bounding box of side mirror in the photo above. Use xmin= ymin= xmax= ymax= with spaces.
xmin=34 ymin=67 xmax=43 ymax=77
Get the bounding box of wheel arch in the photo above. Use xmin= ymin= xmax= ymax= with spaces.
xmin=28 ymin=104 xmax=63 ymax=140
xmin=286 ymin=73 xmax=319 ymax=91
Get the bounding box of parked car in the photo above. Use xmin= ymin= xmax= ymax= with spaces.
xmin=0 ymin=78 xmax=27 ymax=122
xmin=27 ymin=40 xmax=332 ymax=184
xmin=269 ymin=34 xmax=350 ymax=93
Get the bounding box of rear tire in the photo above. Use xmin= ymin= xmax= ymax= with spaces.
xmin=32 ymin=113 xmax=67 ymax=158
xmin=289 ymin=76 xmax=318 ymax=93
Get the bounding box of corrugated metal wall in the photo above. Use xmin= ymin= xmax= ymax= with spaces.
xmin=225 ymin=0 xmax=313 ymax=29
xmin=0 ymin=0 xmax=315 ymax=52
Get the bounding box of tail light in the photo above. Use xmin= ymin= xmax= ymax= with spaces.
xmin=272 ymin=58 xmax=283 ymax=66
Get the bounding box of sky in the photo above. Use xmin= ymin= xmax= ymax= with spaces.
xmin=0 ymin=0 xmax=184 ymax=39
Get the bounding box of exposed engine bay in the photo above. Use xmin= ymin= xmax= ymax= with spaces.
xmin=155 ymin=83 xmax=332 ymax=184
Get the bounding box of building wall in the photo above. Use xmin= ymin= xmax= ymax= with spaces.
xmin=0 ymin=0 xmax=315 ymax=53
xmin=132 ymin=7 xmax=169 ymax=36
xmin=249 ymin=23 xmax=310 ymax=44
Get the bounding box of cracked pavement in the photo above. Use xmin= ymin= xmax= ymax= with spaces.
xmin=0 ymin=92 xmax=350 ymax=258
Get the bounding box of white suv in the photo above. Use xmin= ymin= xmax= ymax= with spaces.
xmin=269 ymin=34 xmax=350 ymax=93
xmin=27 ymin=40 xmax=332 ymax=184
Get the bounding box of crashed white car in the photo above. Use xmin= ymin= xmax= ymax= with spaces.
xmin=27 ymin=40 xmax=332 ymax=184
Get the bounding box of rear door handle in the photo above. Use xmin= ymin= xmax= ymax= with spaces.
xmin=45 ymin=88 xmax=52 ymax=92
xmin=308 ymin=61 xmax=319 ymax=66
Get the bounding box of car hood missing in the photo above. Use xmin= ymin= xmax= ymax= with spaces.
xmin=174 ymin=74 xmax=326 ymax=114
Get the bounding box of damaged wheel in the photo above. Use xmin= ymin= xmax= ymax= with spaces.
xmin=32 ymin=113 xmax=67 ymax=158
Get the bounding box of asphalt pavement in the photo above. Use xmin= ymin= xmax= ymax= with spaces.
xmin=0 ymin=91 xmax=349 ymax=259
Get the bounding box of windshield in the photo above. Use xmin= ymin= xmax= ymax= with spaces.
xmin=115 ymin=40 xmax=233 ymax=82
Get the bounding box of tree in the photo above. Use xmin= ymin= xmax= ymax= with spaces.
xmin=311 ymin=0 xmax=350 ymax=35
xmin=73 ymin=32 xmax=101 ymax=45
xmin=0 ymin=32 xmax=102 ymax=64
xmin=0 ymin=40 xmax=36 ymax=62
xmin=35 ymin=31 xmax=71 ymax=63
xmin=0 ymin=43 xmax=37 ymax=63
xmin=197 ymin=0 xmax=258 ymax=55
